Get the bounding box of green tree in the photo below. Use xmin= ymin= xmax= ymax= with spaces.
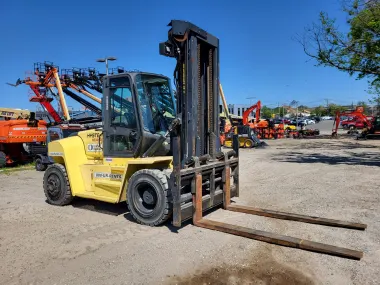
xmin=261 ymin=106 xmax=273 ymax=119
xmin=313 ymin=105 xmax=327 ymax=116
xmin=367 ymin=82 xmax=380 ymax=114
xmin=327 ymin=104 xmax=346 ymax=116
xmin=299 ymin=0 xmax=380 ymax=96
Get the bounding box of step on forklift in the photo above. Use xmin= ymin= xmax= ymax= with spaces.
xmin=43 ymin=20 xmax=366 ymax=260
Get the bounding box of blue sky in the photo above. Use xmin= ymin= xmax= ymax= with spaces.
xmin=0 ymin=0 xmax=372 ymax=111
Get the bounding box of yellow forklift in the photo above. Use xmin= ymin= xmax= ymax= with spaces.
xmin=43 ymin=20 xmax=366 ymax=259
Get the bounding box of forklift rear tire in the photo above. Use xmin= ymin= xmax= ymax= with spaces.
xmin=244 ymin=139 xmax=254 ymax=148
xmin=35 ymin=158 xmax=47 ymax=171
xmin=0 ymin=151 xmax=6 ymax=168
xmin=127 ymin=169 xmax=172 ymax=226
xmin=43 ymin=163 xmax=73 ymax=206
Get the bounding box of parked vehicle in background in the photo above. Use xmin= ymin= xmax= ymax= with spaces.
xmin=289 ymin=120 xmax=297 ymax=126
xmin=297 ymin=120 xmax=307 ymax=127
xmin=310 ymin=116 xmax=321 ymax=123
xmin=305 ymin=119 xmax=316 ymax=125
xmin=341 ymin=115 xmax=375 ymax=130
xmin=274 ymin=119 xmax=283 ymax=124
xmin=321 ymin=116 xmax=333 ymax=120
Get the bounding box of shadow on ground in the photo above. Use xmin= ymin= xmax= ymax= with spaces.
xmin=273 ymin=151 xmax=380 ymax=167
xmin=276 ymin=141 xmax=379 ymax=151
xmin=71 ymin=198 xmax=128 ymax=216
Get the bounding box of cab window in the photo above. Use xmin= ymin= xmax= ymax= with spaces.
xmin=110 ymin=78 xmax=136 ymax=129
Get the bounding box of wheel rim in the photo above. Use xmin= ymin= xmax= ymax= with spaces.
xmin=46 ymin=174 xmax=62 ymax=201
xmin=132 ymin=182 xmax=159 ymax=218
xmin=36 ymin=160 xmax=42 ymax=170
xmin=245 ymin=140 xmax=252 ymax=148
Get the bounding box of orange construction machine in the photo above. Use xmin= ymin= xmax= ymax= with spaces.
xmin=242 ymin=101 xmax=284 ymax=139
xmin=332 ymin=106 xmax=380 ymax=139
xmin=332 ymin=106 xmax=369 ymax=137
xmin=0 ymin=113 xmax=47 ymax=167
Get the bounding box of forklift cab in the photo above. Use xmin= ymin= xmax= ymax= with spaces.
xmin=101 ymin=72 xmax=176 ymax=158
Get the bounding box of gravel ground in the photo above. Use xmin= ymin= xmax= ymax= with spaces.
xmin=1 ymin=137 xmax=379 ymax=285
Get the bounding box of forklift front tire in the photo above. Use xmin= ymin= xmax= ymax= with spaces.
xmin=43 ymin=164 xmax=73 ymax=206
xmin=127 ymin=169 xmax=172 ymax=226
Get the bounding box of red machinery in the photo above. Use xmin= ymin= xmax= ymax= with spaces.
xmin=242 ymin=100 xmax=261 ymax=127
xmin=242 ymin=100 xmax=284 ymax=139
xmin=0 ymin=113 xmax=47 ymax=167
xmin=8 ymin=62 xmax=103 ymax=125
xmin=332 ymin=106 xmax=372 ymax=137
xmin=7 ymin=62 xmax=71 ymax=124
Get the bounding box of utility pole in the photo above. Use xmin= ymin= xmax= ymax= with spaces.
xmin=325 ymin=98 xmax=330 ymax=115
xmin=290 ymin=100 xmax=299 ymax=130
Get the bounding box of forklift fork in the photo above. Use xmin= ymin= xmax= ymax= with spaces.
xmin=192 ymin=137 xmax=365 ymax=260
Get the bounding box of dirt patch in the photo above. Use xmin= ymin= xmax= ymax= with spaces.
xmin=167 ymin=255 xmax=318 ymax=285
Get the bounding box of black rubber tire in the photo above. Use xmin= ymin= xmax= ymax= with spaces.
xmin=0 ymin=151 xmax=6 ymax=168
xmin=43 ymin=163 xmax=73 ymax=206
xmin=35 ymin=158 xmax=47 ymax=171
xmin=127 ymin=169 xmax=172 ymax=226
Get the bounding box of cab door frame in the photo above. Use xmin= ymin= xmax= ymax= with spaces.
xmin=102 ymin=74 xmax=142 ymax=158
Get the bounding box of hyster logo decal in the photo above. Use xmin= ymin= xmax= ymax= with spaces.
xmin=87 ymin=144 xmax=102 ymax=152
xmin=94 ymin=172 xmax=122 ymax=180
xmin=87 ymin=133 xmax=101 ymax=138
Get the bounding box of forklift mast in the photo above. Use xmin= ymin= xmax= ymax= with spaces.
xmin=160 ymin=20 xmax=220 ymax=165
xmin=160 ymin=20 xmax=239 ymax=227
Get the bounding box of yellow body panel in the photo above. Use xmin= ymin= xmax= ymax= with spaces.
xmin=48 ymin=129 xmax=173 ymax=204
xmin=224 ymin=137 xmax=250 ymax=148
xmin=284 ymin=124 xmax=296 ymax=130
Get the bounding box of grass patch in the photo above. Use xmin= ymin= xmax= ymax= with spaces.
xmin=0 ymin=162 xmax=35 ymax=175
